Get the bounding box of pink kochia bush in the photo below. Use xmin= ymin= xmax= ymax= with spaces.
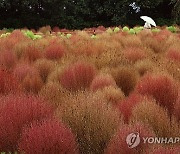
xmin=0 ymin=94 xmax=54 ymax=152
xmin=135 ymin=73 xmax=179 ymax=114
xmin=105 ymin=123 xmax=155 ymax=154
xmin=90 ymin=74 xmax=117 ymax=92
xmin=59 ymin=61 xmax=97 ymax=91
xmin=18 ymin=119 xmax=79 ymax=154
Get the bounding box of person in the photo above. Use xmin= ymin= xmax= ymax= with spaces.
xmin=144 ymin=22 xmax=151 ymax=29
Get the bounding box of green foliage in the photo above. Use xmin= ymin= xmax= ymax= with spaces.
xmin=106 ymin=27 xmax=113 ymax=34
xmin=66 ymin=33 xmax=72 ymax=38
xmin=166 ymin=26 xmax=177 ymax=33
xmin=151 ymin=28 xmax=161 ymax=33
xmin=0 ymin=33 xmax=11 ymax=38
xmin=91 ymin=34 xmax=97 ymax=39
xmin=129 ymin=28 xmax=136 ymax=34
xmin=122 ymin=26 xmax=129 ymax=32
xmin=0 ymin=0 xmax=178 ymax=29
xmin=114 ymin=27 xmax=120 ymax=33
xmin=133 ymin=26 xmax=144 ymax=33
xmin=23 ymin=30 xmax=42 ymax=40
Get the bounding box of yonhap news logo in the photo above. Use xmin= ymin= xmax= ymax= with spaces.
xmin=126 ymin=132 xmax=180 ymax=148
xmin=126 ymin=132 xmax=141 ymax=148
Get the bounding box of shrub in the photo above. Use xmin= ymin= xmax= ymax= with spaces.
xmin=105 ymin=123 xmax=155 ymax=154
xmin=173 ymin=91 xmax=180 ymax=121
xmin=59 ymin=61 xmax=97 ymax=91
xmin=0 ymin=49 xmax=16 ymax=70
xmin=122 ymin=26 xmax=129 ymax=32
xmin=39 ymin=82 xmax=69 ymax=108
xmin=34 ymin=59 xmax=55 ymax=83
xmin=56 ymin=91 xmax=122 ymax=154
xmin=18 ymin=119 xmax=79 ymax=154
xmin=149 ymin=145 xmax=180 ymax=154
xmin=141 ymin=36 xmax=164 ymax=53
xmin=166 ymin=48 xmax=180 ymax=62
xmin=131 ymin=100 xmax=180 ymax=137
xmin=135 ymin=73 xmax=179 ymax=114
xmin=118 ymin=93 xmax=153 ymax=123
xmin=120 ymin=35 xmax=142 ymax=48
xmin=22 ymin=73 xmax=44 ymax=94
xmin=111 ymin=66 xmax=139 ymax=96
xmin=23 ymin=42 xmax=43 ymax=62
xmin=13 ymin=63 xmax=39 ymax=82
xmin=45 ymin=42 xmax=65 ymax=60
xmin=90 ymin=74 xmax=117 ymax=92
xmin=0 ymin=69 xmax=20 ymax=94
xmin=123 ymin=47 xmax=146 ymax=62
xmin=134 ymin=60 xmax=155 ymax=76
xmin=0 ymin=94 xmax=54 ymax=152
xmin=99 ymin=86 xmax=125 ymax=106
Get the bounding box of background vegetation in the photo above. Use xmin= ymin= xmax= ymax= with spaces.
xmin=0 ymin=0 xmax=179 ymax=29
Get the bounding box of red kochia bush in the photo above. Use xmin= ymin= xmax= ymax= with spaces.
xmin=135 ymin=73 xmax=179 ymax=114
xmin=0 ymin=94 xmax=54 ymax=152
xmin=18 ymin=119 xmax=79 ymax=154
xmin=59 ymin=61 xmax=97 ymax=91
xmin=149 ymin=146 xmax=180 ymax=154
xmin=45 ymin=42 xmax=65 ymax=60
xmin=0 ymin=69 xmax=20 ymax=94
xmin=0 ymin=49 xmax=17 ymax=70
xmin=166 ymin=48 xmax=180 ymax=62
xmin=118 ymin=93 xmax=153 ymax=123
xmin=13 ymin=63 xmax=39 ymax=82
xmin=123 ymin=47 xmax=146 ymax=62
xmin=90 ymin=74 xmax=117 ymax=92
xmin=174 ymin=90 xmax=180 ymax=121
xmin=105 ymin=123 xmax=155 ymax=154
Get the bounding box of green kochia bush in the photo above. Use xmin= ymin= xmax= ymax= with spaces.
xmin=122 ymin=26 xmax=129 ymax=32
xmin=166 ymin=26 xmax=177 ymax=33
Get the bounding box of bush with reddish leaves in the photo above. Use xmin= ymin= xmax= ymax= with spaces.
xmin=173 ymin=90 xmax=180 ymax=121
xmin=45 ymin=42 xmax=65 ymax=60
xmin=123 ymin=47 xmax=146 ymax=62
xmin=131 ymin=99 xmax=180 ymax=137
xmin=105 ymin=123 xmax=155 ymax=154
xmin=90 ymin=74 xmax=117 ymax=92
xmin=118 ymin=93 xmax=153 ymax=123
xmin=22 ymin=73 xmax=44 ymax=94
xmin=57 ymin=91 xmax=122 ymax=154
xmin=34 ymin=59 xmax=55 ymax=83
xmin=111 ymin=66 xmax=139 ymax=96
xmin=148 ymin=146 xmax=180 ymax=154
xmin=166 ymin=48 xmax=180 ymax=62
xmin=18 ymin=119 xmax=79 ymax=154
xmin=0 ymin=94 xmax=54 ymax=152
xmin=23 ymin=42 xmax=43 ymax=62
xmin=13 ymin=63 xmax=39 ymax=82
xmin=0 ymin=49 xmax=17 ymax=70
xmin=135 ymin=73 xmax=179 ymax=114
xmin=0 ymin=69 xmax=20 ymax=94
xmin=59 ymin=61 xmax=97 ymax=91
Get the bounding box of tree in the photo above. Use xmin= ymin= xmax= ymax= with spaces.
xmin=171 ymin=0 xmax=180 ymax=23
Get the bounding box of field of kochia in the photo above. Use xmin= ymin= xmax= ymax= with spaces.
xmin=0 ymin=25 xmax=180 ymax=154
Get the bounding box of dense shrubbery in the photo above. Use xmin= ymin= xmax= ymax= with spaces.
xmin=0 ymin=26 xmax=179 ymax=153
